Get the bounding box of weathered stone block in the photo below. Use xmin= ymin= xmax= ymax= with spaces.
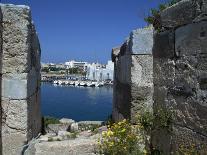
xmin=116 ymin=54 xmax=131 ymax=84
xmin=1 ymin=98 xmax=28 ymax=133
xmin=0 ymin=4 xmax=41 ymax=155
xmin=153 ymin=12 xmax=207 ymax=154
xmin=2 ymin=77 xmax=27 ymax=99
xmin=153 ymin=59 xmax=175 ymax=87
xmin=128 ymin=26 xmax=153 ymax=55
xmin=2 ymin=133 xmax=27 ymax=155
xmin=175 ymin=21 xmax=207 ymax=57
xmin=1 ymin=4 xmax=32 ymax=74
xmin=2 ymin=68 xmax=39 ymax=100
xmin=112 ymin=27 xmax=153 ymax=125
xmin=160 ymin=0 xmax=197 ymax=29
xmin=153 ymin=30 xmax=174 ymax=59
xmin=131 ymin=55 xmax=153 ymax=86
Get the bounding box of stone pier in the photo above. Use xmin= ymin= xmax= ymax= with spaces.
xmin=112 ymin=27 xmax=153 ymax=123
xmin=0 ymin=4 xmax=41 ymax=155
xmin=152 ymin=0 xmax=207 ymax=153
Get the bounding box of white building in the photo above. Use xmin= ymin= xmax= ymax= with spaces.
xmin=86 ymin=60 xmax=114 ymax=81
xmin=65 ymin=60 xmax=88 ymax=71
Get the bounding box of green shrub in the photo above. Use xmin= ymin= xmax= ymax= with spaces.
xmin=48 ymin=137 xmax=53 ymax=142
xmin=66 ymin=132 xmax=78 ymax=139
xmin=43 ymin=116 xmax=60 ymax=128
xmin=154 ymin=108 xmax=174 ymax=131
xmin=136 ymin=110 xmax=154 ymax=133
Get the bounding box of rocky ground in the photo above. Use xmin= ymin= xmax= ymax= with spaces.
xmin=24 ymin=118 xmax=107 ymax=155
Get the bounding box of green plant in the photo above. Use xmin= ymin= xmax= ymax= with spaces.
xmin=43 ymin=116 xmax=60 ymax=128
xmin=57 ymin=138 xmax=61 ymax=141
xmin=69 ymin=132 xmax=78 ymax=139
xmin=48 ymin=137 xmax=53 ymax=142
xmin=144 ymin=0 xmax=181 ymax=30
xmin=154 ymin=108 xmax=174 ymax=131
xmin=178 ymin=143 xmax=198 ymax=155
xmin=98 ymin=119 xmax=147 ymax=155
xmin=136 ymin=110 xmax=154 ymax=133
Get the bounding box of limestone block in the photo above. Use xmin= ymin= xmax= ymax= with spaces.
xmin=153 ymin=59 xmax=175 ymax=87
xmin=78 ymin=121 xmax=103 ymax=126
xmin=175 ymin=21 xmax=207 ymax=57
xmin=33 ymin=139 xmax=97 ymax=155
xmin=59 ymin=118 xmax=75 ymax=125
xmin=153 ymin=30 xmax=174 ymax=59
xmin=2 ymin=76 xmax=27 ymax=99
xmin=112 ymin=80 xmax=131 ymax=121
xmin=0 ymin=4 xmax=41 ymax=155
xmin=153 ymin=19 xmax=207 ymax=154
xmin=70 ymin=123 xmax=79 ymax=132
xmin=31 ymin=24 xmax=41 ymax=72
xmin=116 ymin=55 xmax=131 ymax=84
xmin=28 ymin=90 xmax=42 ymax=139
xmin=1 ymin=98 xmax=28 ymax=133
xmin=2 ymin=68 xmax=39 ymax=99
xmin=131 ymin=55 xmax=153 ymax=86
xmin=129 ymin=26 xmax=153 ymax=54
xmin=160 ymin=0 xmax=197 ymax=29
xmin=2 ymin=133 xmax=27 ymax=155
xmin=131 ymin=85 xmax=153 ymax=123
xmin=46 ymin=124 xmax=70 ymax=135
xmin=1 ymin=4 xmax=32 ymax=74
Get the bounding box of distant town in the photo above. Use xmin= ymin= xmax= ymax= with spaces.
xmin=41 ymin=60 xmax=114 ymax=86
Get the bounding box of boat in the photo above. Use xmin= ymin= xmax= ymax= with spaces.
xmin=53 ymin=80 xmax=58 ymax=84
xmin=87 ymin=82 xmax=94 ymax=87
xmin=79 ymin=81 xmax=87 ymax=87
xmin=75 ymin=81 xmax=80 ymax=86
xmin=57 ymin=80 xmax=62 ymax=85
xmin=95 ymin=81 xmax=104 ymax=87
xmin=70 ymin=81 xmax=75 ymax=85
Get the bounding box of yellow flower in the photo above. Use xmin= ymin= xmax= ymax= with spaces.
xmin=121 ymin=128 xmax=126 ymax=133
xmin=107 ymin=130 xmax=114 ymax=136
xmin=102 ymin=131 xmax=107 ymax=136
xmin=143 ymin=149 xmax=147 ymax=155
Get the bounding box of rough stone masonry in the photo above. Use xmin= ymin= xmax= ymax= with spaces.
xmin=152 ymin=0 xmax=207 ymax=154
xmin=0 ymin=4 xmax=41 ymax=155
xmin=112 ymin=26 xmax=153 ymax=123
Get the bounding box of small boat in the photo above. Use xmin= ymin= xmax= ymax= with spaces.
xmin=95 ymin=82 xmax=104 ymax=87
xmin=70 ymin=81 xmax=75 ymax=85
xmin=57 ymin=80 xmax=62 ymax=85
xmin=53 ymin=80 xmax=58 ymax=84
xmin=87 ymin=82 xmax=93 ymax=87
xmin=75 ymin=81 xmax=80 ymax=86
xmin=79 ymin=81 xmax=87 ymax=87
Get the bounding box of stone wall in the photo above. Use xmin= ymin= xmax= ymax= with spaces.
xmin=152 ymin=0 xmax=207 ymax=154
xmin=112 ymin=27 xmax=153 ymax=123
xmin=0 ymin=4 xmax=41 ymax=155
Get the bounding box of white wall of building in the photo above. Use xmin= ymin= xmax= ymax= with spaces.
xmin=86 ymin=60 xmax=114 ymax=81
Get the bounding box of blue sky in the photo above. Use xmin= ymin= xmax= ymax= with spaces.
xmin=2 ymin=0 xmax=166 ymax=63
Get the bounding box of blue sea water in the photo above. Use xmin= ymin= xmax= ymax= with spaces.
xmin=41 ymin=83 xmax=113 ymax=121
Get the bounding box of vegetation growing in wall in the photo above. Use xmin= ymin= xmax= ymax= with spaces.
xmin=153 ymin=108 xmax=174 ymax=132
xmin=144 ymin=0 xmax=181 ymax=30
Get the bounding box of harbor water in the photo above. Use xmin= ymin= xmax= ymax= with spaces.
xmin=41 ymin=82 xmax=113 ymax=121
